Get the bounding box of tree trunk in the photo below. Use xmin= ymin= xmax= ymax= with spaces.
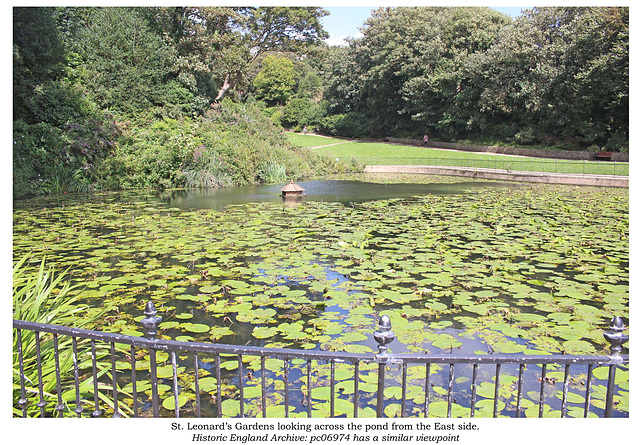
xmin=215 ymin=74 xmax=232 ymax=102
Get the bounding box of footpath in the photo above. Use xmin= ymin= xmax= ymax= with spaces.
xmin=364 ymin=164 xmax=629 ymax=188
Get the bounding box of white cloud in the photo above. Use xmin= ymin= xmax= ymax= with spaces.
xmin=324 ymin=31 xmax=363 ymax=46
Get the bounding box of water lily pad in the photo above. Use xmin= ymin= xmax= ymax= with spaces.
xmin=180 ymin=323 xmax=210 ymax=333
xmin=253 ymin=326 xmax=278 ymax=339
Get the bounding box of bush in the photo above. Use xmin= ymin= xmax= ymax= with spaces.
xmin=281 ymin=97 xmax=324 ymax=129
xmin=93 ymin=101 xmax=361 ymax=191
xmin=319 ymin=112 xmax=369 ymax=138
xmin=604 ymin=130 xmax=629 ymax=153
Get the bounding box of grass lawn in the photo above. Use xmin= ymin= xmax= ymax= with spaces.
xmin=286 ymin=132 xmax=349 ymax=148
xmin=287 ymin=133 xmax=628 ymax=176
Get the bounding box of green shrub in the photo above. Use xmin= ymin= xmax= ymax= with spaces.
xmin=93 ymin=101 xmax=361 ymax=191
xmin=318 ymin=112 xmax=369 ymax=138
xmin=281 ymin=97 xmax=324 ymax=129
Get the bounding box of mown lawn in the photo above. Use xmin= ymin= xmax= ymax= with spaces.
xmin=286 ymin=132 xmax=349 ymax=148
xmin=287 ymin=133 xmax=628 ymax=176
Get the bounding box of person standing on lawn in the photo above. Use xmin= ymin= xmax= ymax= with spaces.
xmin=422 ymin=134 xmax=429 ymax=146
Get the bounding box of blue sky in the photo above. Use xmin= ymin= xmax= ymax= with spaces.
xmin=321 ymin=6 xmax=529 ymax=46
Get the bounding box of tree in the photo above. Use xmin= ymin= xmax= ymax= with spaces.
xmin=253 ymin=55 xmax=296 ymax=105
xmin=65 ymin=7 xmax=177 ymax=116
xmin=323 ymin=7 xmax=509 ymax=137
xmin=468 ymin=7 xmax=628 ymax=148
xmin=13 ymin=7 xmax=67 ymax=123
xmin=214 ymin=7 xmax=329 ymax=102
xmin=150 ymin=7 xmax=239 ymax=111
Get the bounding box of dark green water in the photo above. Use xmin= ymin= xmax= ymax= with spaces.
xmin=161 ymin=179 xmax=514 ymax=210
xmin=13 ymin=176 xmax=628 ymax=417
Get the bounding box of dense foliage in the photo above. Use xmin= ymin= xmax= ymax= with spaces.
xmin=311 ymin=7 xmax=628 ymax=149
xmin=13 ymin=6 xmax=628 ymax=198
xmin=13 ymin=6 xmax=340 ymax=198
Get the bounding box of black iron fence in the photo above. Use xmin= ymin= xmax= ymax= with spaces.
xmin=356 ymin=157 xmax=629 ymax=176
xmin=13 ymin=302 xmax=629 ymax=419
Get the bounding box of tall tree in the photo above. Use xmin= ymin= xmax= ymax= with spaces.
xmin=344 ymin=7 xmax=509 ymax=137
xmin=253 ymin=55 xmax=296 ymax=105
xmin=13 ymin=7 xmax=67 ymax=123
xmin=470 ymin=7 xmax=628 ymax=148
xmin=151 ymin=7 xmax=239 ymax=107
xmin=214 ymin=7 xmax=329 ymax=102
xmin=66 ymin=7 xmax=177 ymax=116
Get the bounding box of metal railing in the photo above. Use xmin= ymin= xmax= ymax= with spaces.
xmin=357 ymin=157 xmax=629 ymax=176
xmin=13 ymin=301 xmax=629 ymax=418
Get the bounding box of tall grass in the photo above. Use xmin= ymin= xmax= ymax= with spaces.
xmin=13 ymin=256 xmax=130 ymax=417
xmin=184 ymin=157 xmax=234 ymax=188
xmin=258 ymin=161 xmax=288 ymax=183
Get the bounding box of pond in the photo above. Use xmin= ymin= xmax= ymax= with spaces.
xmin=161 ymin=179 xmax=512 ymax=210
xmin=13 ymin=174 xmax=629 ymax=417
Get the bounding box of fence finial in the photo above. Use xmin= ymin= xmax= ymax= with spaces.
xmin=374 ymin=314 xmax=395 ymax=356
xmin=140 ymin=301 xmax=162 ymax=340
xmin=603 ymin=316 xmax=628 ymax=355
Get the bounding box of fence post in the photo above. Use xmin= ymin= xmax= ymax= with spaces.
xmin=374 ymin=315 xmax=395 ymax=418
xmin=141 ymin=301 xmax=162 ymax=417
xmin=602 ymin=316 xmax=629 ymax=417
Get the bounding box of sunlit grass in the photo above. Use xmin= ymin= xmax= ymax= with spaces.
xmin=287 ymin=134 xmax=628 ymax=176
xmin=287 ymin=132 xmax=350 ymax=148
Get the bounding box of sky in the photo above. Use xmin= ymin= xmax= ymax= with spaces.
xmin=321 ymin=6 xmax=529 ymax=46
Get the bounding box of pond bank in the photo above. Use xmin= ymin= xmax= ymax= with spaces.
xmin=364 ymin=165 xmax=629 ymax=188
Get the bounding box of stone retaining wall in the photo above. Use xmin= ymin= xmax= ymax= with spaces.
xmin=384 ymin=137 xmax=629 ymax=162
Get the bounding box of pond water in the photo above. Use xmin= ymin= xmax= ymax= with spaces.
xmin=13 ymin=174 xmax=629 ymax=417
xmin=161 ymin=179 xmax=513 ymax=210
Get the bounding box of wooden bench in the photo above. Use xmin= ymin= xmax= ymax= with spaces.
xmin=594 ymin=151 xmax=613 ymax=161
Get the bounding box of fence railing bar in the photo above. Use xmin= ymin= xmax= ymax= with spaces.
xmin=515 ymin=364 xmax=525 ymax=418
xmin=16 ymin=329 xmax=28 ymax=418
xmin=171 ymin=350 xmax=179 ymax=418
xmin=424 ymin=363 xmax=431 ymax=418
xmin=306 ymin=360 xmax=312 ymax=418
xmin=447 ymin=363 xmax=455 ymax=418
xmin=12 ymin=320 xmax=625 ymax=366
xmin=149 ymin=346 xmax=159 ymax=417
xmin=584 ymin=364 xmax=593 ymax=418
xmin=111 ymin=342 xmax=121 ymax=418
xmin=90 ymin=339 xmax=101 ymax=417
xmin=401 ymin=362 xmax=408 ymax=418
xmin=238 ymin=354 xmax=244 ymax=418
xmin=284 ymin=358 xmax=290 ymax=418
xmin=215 ymin=354 xmax=222 ymax=417
xmin=360 ymin=157 xmax=629 ymax=176
xmin=330 ymin=360 xmax=335 ymax=418
xmin=72 ymin=337 xmax=82 ymax=418
xmin=353 ymin=361 xmax=360 ymax=418
xmin=53 ymin=334 xmax=64 ymax=417
xmin=262 ymin=356 xmax=267 ymax=418
xmin=376 ymin=362 xmax=385 ymax=418
xmin=128 ymin=345 xmax=137 ymax=418
xmin=561 ymin=364 xmax=570 ymax=418
xmin=34 ymin=331 xmax=46 ymax=418
xmin=470 ymin=363 xmax=478 ymax=418
xmin=493 ymin=364 xmax=501 ymax=418
xmin=193 ymin=352 xmax=201 ymax=418
xmin=538 ymin=364 xmax=547 ymax=418
xmin=605 ymin=365 xmax=617 ymax=418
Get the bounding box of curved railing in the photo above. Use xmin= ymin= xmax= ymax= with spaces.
xmin=13 ymin=301 xmax=629 ymax=418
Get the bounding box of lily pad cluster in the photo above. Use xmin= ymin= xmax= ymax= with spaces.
xmin=13 ymin=176 xmax=628 ymax=417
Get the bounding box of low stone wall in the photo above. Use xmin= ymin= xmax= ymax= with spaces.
xmin=384 ymin=137 xmax=629 ymax=162
xmin=364 ymin=165 xmax=629 ymax=188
